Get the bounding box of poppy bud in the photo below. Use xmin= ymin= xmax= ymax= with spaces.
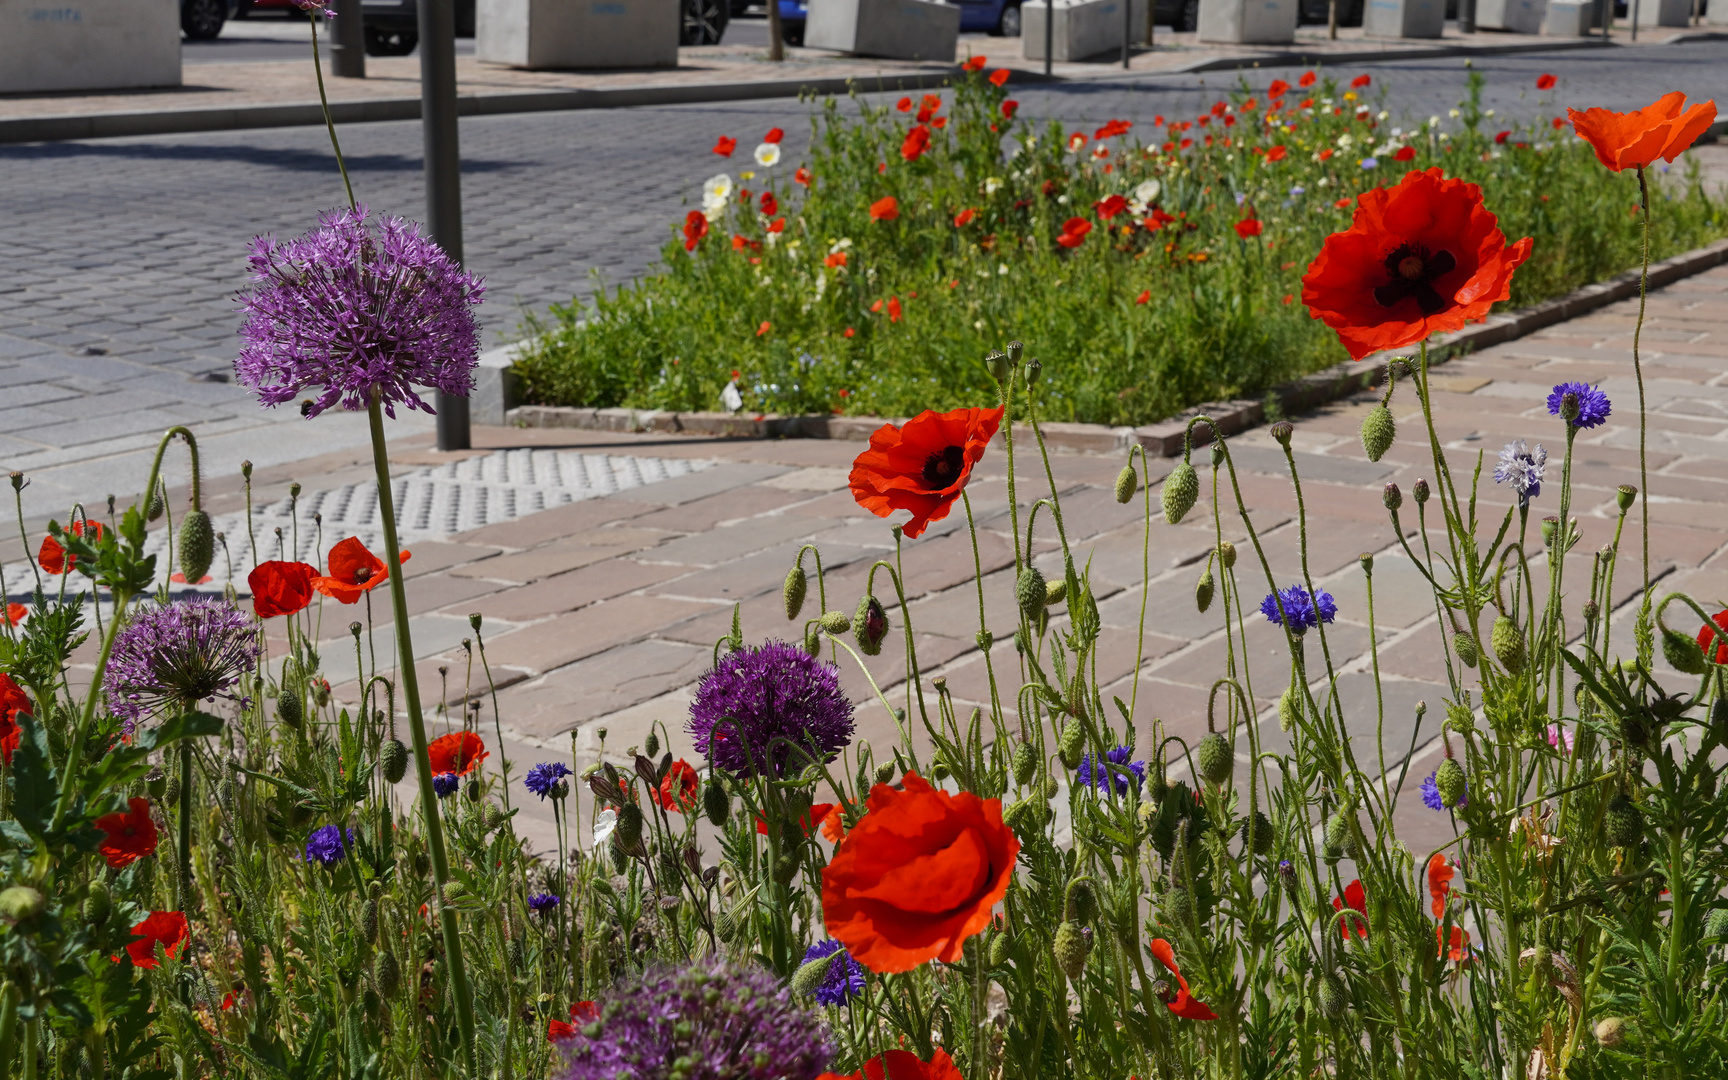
xmin=146 ymin=486 xmax=166 ymax=522
xmin=989 ymin=933 xmax=1012 ymax=968
xmin=615 ymin=803 xmax=645 ymax=852
xmin=1616 ymin=484 xmax=1637 ymax=513
xmin=1713 ymin=698 xmax=1728 ymax=741
xmin=803 ymin=622 xmax=823 ymax=657
xmin=1582 ymin=600 xmax=1600 ymax=625
xmin=1045 ymin=578 xmax=1067 ymax=606
xmin=1270 ymin=421 xmax=1294 ymax=446
xmin=217 ymin=776 xmax=236 ymax=815
xmin=1276 ymin=859 xmax=1297 ymax=889
xmin=1216 ymin=543 xmax=1236 ymax=572
xmin=1383 ymin=482 xmax=1402 ymax=512
xmin=986 ymin=350 xmax=1012 ymax=384
xmin=1278 ymin=687 xmax=1300 ymax=731
xmin=875 ymin=760 xmax=897 ymax=784
xmin=1063 ymin=877 xmax=1098 ymax=924
xmin=1043 ymin=776 xmax=1060 ymax=800
xmin=1360 ymin=405 xmax=1395 ymax=462
xmin=83 ymin=881 xmax=112 ymax=927
xmin=381 ymin=739 xmax=409 ymax=785
xmin=1604 ymin=794 xmax=1643 ymax=848
xmin=1595 ymin=1017 xmax=1627 ymax=1048
xmin=644 ymin=731 xmax=660 ymax=759
xmin=975 ymin=628 xmax=993 ymax=652
xmin=1016 ymin=567 xmax=1047 ymax=619
xmin=854 ymin=595 xmax=889 ymax=655
xmin=1318 ymin=972 xmax=1349 ymax=1019
xmin=932 ymin=762 xmax=950 ymax=782
xmin=783 ymin=565 xmax=808 ymax=621
xmin=413 ymin=850 xmax=431 ymax=878
xmin=0 ymin=886 xmax=45 ymax=924
xmin=1541 ymin=516 xmax=1558 ymax=548
xmin=163 ymin=774 xmax=181 ymax=806
xmin=1323 ymin=811 xmax=1349 ymax=860
xmin=361 ymin=898 xmax=379 ymax=944
xmin=1005 ymin=340 xmax=1024 ymax=365
xmin=178 ymin=509 xmax=216 ymax=583
xmin=1114 ymin=463 xmax=1138 ymax=504
xmin=1024 ymin=357 xmax=1042 ymax=386
xmin=1662 ymin=627 xmax=1706 ymax=675
xmin=773 ymin=853 xmax=801 ymax=887
xmin=1162 ymin=460 xmax=1199 ymax=524
xmin=375 ymin=950 xmax=401 ymax=997
xmin=1413 ymin=477 xmax=1430 ymax=504
xmin=1195 ymin=565 xmax=1214 ymax=613
xmin=277 ymin=689 xmax=303 ymax=729
xmin=1056 ymin=718 xmax=1085 ymax=770
xmin=702 ymin=777 xmax=730 ymax=826
xmin=819 ymin=610 xmax=851 ymax=634
xmin=1160 ymin=885 xmax=1193 ymax=926
xmin=1012 ymin=740 xmax=1036 ymax=786
xmin=1052 ymin=920 xmax=1089 ymax=981
xmin=1197 ymin=732 xmax=1233 ymax=786
xmin=1242 ymin=810 xmax=1274 ymax=856
xmin=790 ymin=950 xmax=841 ymax=998
xmin=1491 ymin=615 xmax=1525 ymax=674
xmin=1435 ymin=758 xmax=1466 ymax=808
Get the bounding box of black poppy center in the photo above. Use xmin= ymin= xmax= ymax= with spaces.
xmin=922 ymin=445 xmax=965 ymax=490
xmin=1374 ymin=244 xmax=1457 ymax=315
xmin=353 ymin=567 xmax=373 ymax=584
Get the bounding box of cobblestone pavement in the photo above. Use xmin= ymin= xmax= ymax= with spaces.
xmin=2 ymin=39 xmax=1726 ymax=521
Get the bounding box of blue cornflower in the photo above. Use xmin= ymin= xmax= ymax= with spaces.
xmin=1546 ymin=382 xmax=1612 ymax=429
xmin=304 ymin=825 xmax=354 ymax=866
xmin=1420 ymin=769 xmax=1467 ymax=810
xmin=1076 ymin=745 xmax=1146 ymax=795
xmin=1360 ymin=156 xmax=1379 ymax=169
xmin=524 ymin=761 xmax=572 ymax=800
xmin=432 ymin=772 xmax=460 ymax=799
xmin=527 ymin=892 xmax=561 ymax=915
xmin=800 ymin=939 xmax=865 ymax=1006
xmin=1260 ymin=585 xmax=1338 ymax=634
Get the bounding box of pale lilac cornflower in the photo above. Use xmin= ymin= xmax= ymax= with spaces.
xmin=235 ymin=206 xmax=484 ymax=420
xmin=104 ymin=597 xmax=261 ymax=723
xmin=688 ymin=641 xmax=854 ymax=777
xmin=1494 ymin=440 xmax=1546 ymax=502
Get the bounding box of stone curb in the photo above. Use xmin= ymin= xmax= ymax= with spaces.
xmin=1170 ymin=33 xmax=1610 ymax=74
xmin=507 ymin=235 xmax=1728 ymax=457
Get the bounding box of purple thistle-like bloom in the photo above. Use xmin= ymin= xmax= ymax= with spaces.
xmin=1421 ymin=769 xmax=1466 ymax=810
xmin=304 ymin=825 xmax=354 ymax=865
xmin=688 ymin=641 xmax=854 ymax=777
xmin=1259 ymin=585 xmax=1337 ymax=634
xmin=556 ymin=958 xmax=830 ymax=1080
xmin=800 ymin=939 xmax=866 ymax=1007
xmin=104 ymin=597 xmax=261 ymax=723
xmin=1546 ymin=381 xmax=1612 ymax=429
xmin=528 ymin=892 xmax=561 ymax=915
xmin=432 ymin=772 xmax=460 ymax=799
xmin=234 ymin=206 xmax=484 ymax=420
xmin=1494 ymin=439 xmax=1546 ymax=501
xmin=524 ymin=762 xmax=572 ymax=800
xmin=1076 ymin=745 xmax=1145 ymax=795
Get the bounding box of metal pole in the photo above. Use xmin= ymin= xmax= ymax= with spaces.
xmin=1122 ymin=0 xmax=1130 ymax=68
xmin=331 ymin=0 xmax=365 ymax=78
xmin=418 ymin=0 xmax=470 ymax=450
xmin=1630 ymin=0 xmax=1639 ymax=36
xmin=1044 ymin=0 xmax=1053 ymax=75
xmin=1459 ymin=0 xmax=1474 ymax=34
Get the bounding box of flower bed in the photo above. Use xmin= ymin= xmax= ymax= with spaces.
xmin=514 ymin=67 xmax=1727 ymax=428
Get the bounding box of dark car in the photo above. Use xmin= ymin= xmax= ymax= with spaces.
xmin=182 ymin=0 xmax=230 ymax=39
xmin=1296 ymin=0 xmax=1364 ymax=24
xmin=683 ymin=0 xmax=731 ymax=43
xmin=360 ymin=0 xmax=477 ymax=55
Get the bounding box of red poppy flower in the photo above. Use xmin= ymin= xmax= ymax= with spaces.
xmin=1147 ymin=938 xmax=1217 ymax=1020
xmin=1001 ymin=99 xmax=1018 ymax=119
xmin=1196 ymin=115 xmax=1211 ymax=128
xmin=825 ymin=251 xmax=848 ymax=269
xmin=1392 ymin=145 xmax=1416 ymax=162
xmin=1234 ymin=218 xmax=1263 ymax=239
xmin=1437 ymin=924 xmax=1472 ymax=962
xmin=712 ymin=136 xmax=736 ymax=156
xmin=901 ymin=125 xmax=931 ymax=162
xmin=547 ymin=1019 xmax=576 ymax=1042
xmin=795 ymin=166 xmax=813 ymax=186
xmin=886 ymin=297 xmax=902 ymax=323
xmin=311 ymin=537 xmax=408 ymax=605
xmin=988 ymin=68 xmax=1010 ymax=87
xmin=767 ymin=218 xmax=787 ymax=235
xmin=1135 ymin=289 xmax=1151 ymax=305
xmin=124 ymin=911 xmax=189 ymax=968
xmin=1143 ymin=208 xmax=1175 ymax=231
xmin=247 ymin=560 xmax=317 ymax=619
xmin=95 ymin=796 xmax=159 ymax=869
xmin=1301 ymin=168 xmax=1533 ymax=360
xmin=1094 ymin=194 xmax=1128 ymax=220
xmin=818 ymin=1047 xmax=964 ymax=1080
xmin=1568 ymin=92 xmax=1717 ymax=172
xmin=1282 ymin=293 xmax=1294 ymax=305
xmin=1299 ymin=70 xmax=1316 ymax=87
xmin=38 ymin=519 xmax=106 ymax=575
xmin=3 ymin=603 xmax=23 ymax=627
xmin=649 ymin=759 xmax=700 ymax=813
xmin=1427 ymin=852 xmax=1455 ymax=918
xmin=0 ymin=673 xmax=29 ymax=766
xmin=1535 ymin=73 xmax=1557 ymax=91
xmin=680 ymin=209 xmax=709 ymax=252
xmin=427 ymin=731 xmax=488 ymax=776
xmin=870 ymin=196 xmax=900 ymax=222
xmin=1180 ymin=138 xmax=1193 ymax=149
xmin=961 ymin=55 xmax=986 ymax=71
xmin=1268 ymin=78 xmax=1289 ymax=98
xmin=1494 ymin=130 xmax=1511 ymax=145
xmin=896 ymin=96 xmax=912 ymax=112
xmin=1265 ymin=144 xmax=1288 ymax=163
xmin=821 ymin=773 xmax=1017 ymax=972
xmin=1333 ymin=879 xmax=1368 ymax=940
xmin=1095 ymin=118 xmax=1132 ymax=140
xmin=849 ymin=406 xmax=1003 ymax=539
xmin=757 ymin=321 xmax=772 ymax=337
xmin=570 ymin=1001 xmax=599 ymax=1023
xmin=1057 ymin=217 xmax=1092 ymax=249
xmin=764 ymin=126 xmax=785 ymax=143
xmin=843 ymin=327 xmax=855 ymax=338
xmin=1351 ymin=74 xmax=1371 ymax=88
xmin=756 ymin=801 xmax=838 ymax=838
xmin=953 ymin=207 xmax=976 ymax=227
xmin=759 ymin=192 xmax=778 ymax=217
xmin=1698 ymin=609 xmax=1728 ymax=662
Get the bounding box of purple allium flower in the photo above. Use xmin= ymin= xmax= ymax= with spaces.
xmin=528 ymin=892 xmax=561 ymax=915
xmin=432 ymin=772 xmax=460 ymax=799
xmin=1546 ymin=381 xmax=1611 ymax=429
xmin=687 ymin=641 xmax=854 ymax=777
xmin=799 ymin=940 xmax=865 ymax=1007
xmin=1076 ymin=745 xmax=1145 ymax=795
xmin=234 ymin=206 xmax=484 ymax=420
xmin=1420 ymin=769 xmax=1466 ymax=810
xmin=1259 ymin=585 xmax=1337 ymax=634
xmin=104 ymin=597 xmax=261 ymax=723
xmin=304 ymin=825 xmax=353 ymax=865
xmin=556 ymin=958 xmax=830 ymax=1080
xmin=1494 ymin=439 xmax=1546 ymax=501
xmin=524 ymin=762 xmax=572 ymax=800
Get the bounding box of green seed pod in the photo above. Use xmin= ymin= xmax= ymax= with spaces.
xmin=1359 ymin=404 xmax=1395 ymax=462
xmin=1595 ymin=1017 xmax=1627 ymax=1048
xmin=1604 ymin=794 xmax=1644 ymax=848
xmin=380 ymin=739 xmax=410 ymax=785
xmin=1241 ymin=811 xmax=1274 ymax=856
xmin=1323 ymin=812 xmax=1350 ymax=860
xmin=819 ymin=610 xmax=851 ymax=635
xmin=1453 ymin=631 xmax=1479 ymax=668
xmin=615 ymin=802 xmax=645 ymax=851
xmin=1162 ymin=460 xmax=1199 ymax=525
xmin=1056 ymin=719 xmax=1085 ymax=770
xmin=1662 ymin=627 xmax=1707 ymax=676
xmin=412 ymin=850 xmax=431 ymax=879
xmin=276 ymin=688 xmax=303 ymax=729
xmin=703 ymin=777 xmax=730 ymax=827
xmin=1024 ymin=358 xmax=1042 ymax=387
xmin=1016 ymin=567 xmax=1048 ymax=620
xmin=989 ymin=933 xmax=1012 ymax=968
xmin=374 ymin=950 xmax=401 ymax=997
xmin=854 ymin=595 xmax=889 ymax=656
xmin=1196 ymin=732 xmax=1233 ymax=786
xmin=1217 ymin=540 xmax=1236 ymax=569
xmin=1114 ymin=463 xmax=1139 ymax=504
xmin=1160 ymin=886 xmax=1193 ymax=927
xmin=1011 ymin=741 xmax=1037 ymax=787
xmin=1278 ymin=687 xmax=1301 ymax=731
xmin=790 ymin=951 xmax=840 ymax=998
xmin=1318 ymin=973 xmax=1349 ymax=1020
xmin=1435 ymin=758 xmax=1467 ymax=809
xmin=177 ymin=509 xmax=216 ymax=583
xmin=1052 ymin=921 xmax=1089 ymax=981
xmin=783 ymin=565 xmax=808 ymax=621
xmin=83 ymin=881 xmax=112 ymax=927
xmin=1045 ymin=578 xmax=1067 ymax=606
xmin=1195 ymin=566 xmax=1214 ymax=613
xmin=146 ymin=767 xmax=167 ymax=800
xmin=1491 ymin=615 xmax=1525 ymax=675
xmin=986 ymin=350 xmax=1012 ymax=384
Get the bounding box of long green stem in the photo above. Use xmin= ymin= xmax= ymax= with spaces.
xmin=308 ymin=17 xmax=357 ymax=209
xmin=1633 ymin=167 xmax=1651 ymax=605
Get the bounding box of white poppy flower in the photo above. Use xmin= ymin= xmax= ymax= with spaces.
xmin=754 ymin=142 xmax=781 ymax=167
xmin=1134 ymin=178 xmax=1161 ymax=204
xmin=703 ymin=173 xmax=733 ymax=201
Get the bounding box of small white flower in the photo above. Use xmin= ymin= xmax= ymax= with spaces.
xmin=1056 ymin=194 xmax=1068 ymax=205
xmin=592 ymin=808 xmax=617 ymax=846
xmin=703 ymin=173 xmax=733 ymax=201
xmin=998 ymin=264 xmax=1009 ymax=275
xmin=754 ymin=143 xmax=781 ymax=167
xmin=1336 ymin=133 xmax=1354 ymax=149
xmin=1429 ymin=115 xmax=1441 ymax=128
xmin=1134 ymin=178 xmax=1161 ymax=204
xmin=984 ymin=176 xmax=1004 ymax=195
xmin=720 ymin=381 xmax=744 ymax=413
xmin=1378 ymin=110 xmax=1390 ymax=120
xmin=974 ymin=319 xmax=986 ymax=330
xmin=829 ymin=237 xmax=852 ymax=253
xmin=1449 ymin=108 xmax=1461 ymax=119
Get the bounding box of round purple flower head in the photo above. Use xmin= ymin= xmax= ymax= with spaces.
xmin=1546 ymin=382 xmax=1611 ymax=429
xmin=688 ymin=641 xmax=854 ymax=777
xmin=800 ymin=939 xmax=865 ymax=1007
xmin=432 ymin=772 xmax=460 ymax=799
xmin=1494 ymin=439 xmax=1546 ymax=502
xmin=528 ymin=892 xmax=561 ymax=915
xmin=1420 ymin=769 xmax=1467 ymax=811
xmin=556 ymin=958 xmax=830 ymax=1080
xmin=1076 ymin=745 xmax=1145 ymax=795
xmin=305 ymin=825 xmax=354 ymax=866
xmin=235 ymin=205 xmax=484 ymax=419
xmin=1260 ymin=585 xmax=1337 ymax=634
xmin=104 ymin=596 xmax=261 ymax=723
xmin=524 ymin=761 xmax=572 ymax=800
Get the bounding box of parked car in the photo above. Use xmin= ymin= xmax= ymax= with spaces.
xmin=1296 ymin=0 xmax=1365 ymax=24
xmin=683 ymin=0 xmax=731 ymax=43
xmin=182 ymin=0 xmax=229 ymax=39
xmin=357 ymin=0 xmax=477 ymax=55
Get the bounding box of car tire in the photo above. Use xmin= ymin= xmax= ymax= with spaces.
xmin=783 ymin=23 xmax=804 ymax=44
xmin=997 ymin=2 xmax=1022 ymax=35
xmin=181 ymin=0 xmax=227 ymax=39
xmin=1178 ymin=0 xmax=1198 ymax=29
xmin=232 ymin=0 xmax=251 ymax=18
xmin=364 ymin=25 xmax=419 ymax=55
xmin=681 ymin=0 xmax=729 ymax=44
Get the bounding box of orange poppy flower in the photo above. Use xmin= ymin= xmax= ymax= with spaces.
xmin=248 ymin=560 xmax=318 ymax=620
xmin=818 ymin=1047 xmax=964 ymax=1080
xmin=427 ymin=731 xmax=488 ymax=776
xmin=821 ymin=773 xmax=1018 ymax=973
xmin=311 ymin=537 xmax=409 ymax=605
xmin=0 ymin=673 xmax=28 ymax=766
xmin=95 ymin=796 xmax=159 ymax=869
xmin=870 ymin=196 xmax=900 ymax=222
xmin=849 ymin=405 xmax=1005 ymax=539
xmin=1268 ymin=78 xmax=1289 ymax=97
xmin=988 ymin=68 xmax=1010 ymax=87
xmin=953 ymin=207 xmax=976 ymax=227
xmin=962 ymin=55 xmax=986 ymax=72
xmin=124 ymin=910 xmax=188 ymax=968
xmin=39 ymin=519 xmax=106 ymax=575
xmin=1437 ymin=924 xmax=1472 ymax=962
xmin=1568 ymin=92 xmax=1716 ymax=173
xmin=1698 ymin=609 xmax=1728 ymax=663
xmin=4 ymin=603 xmax=26 ymax=627
xmin=901 ymin=125 xmax=931 ymax=162
xmin=1301 ymin=168 xmax=1533 ymax=360
xmin=1333 ymin=878 xmax=1369 ymax=940
xmin=1427 ymin=852 xmax=1455 ymax=918
xmin=1148 ymin=938 xmax=1218 ymax=1020
xmin=1266 ymin=145 xmax=1288 ymax=163
xmin=651 ymin=759 xmax=701 ymax=813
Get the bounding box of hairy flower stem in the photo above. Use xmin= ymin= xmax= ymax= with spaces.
xmin=307 ymin=17 xmax=357 ymax=210
xmin=365 ymin=395 xmax=477 ymax=1071
xmin=177 ymin=735 xmax=193 ymax=913
xmin=1634 ymin=167 xmax=1652 ymax=607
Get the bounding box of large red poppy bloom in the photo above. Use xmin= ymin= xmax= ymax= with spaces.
xmin=124 ymin=911 xmax=189 ymax=968
xmin=428 ymin=731 xmax=488 ymax=776
xmin=1094 ymin=194 xmax=1128 ymax=219
xmin=39 ymin=519 xmax=106 ymax=576
xmin=1302 ymin=168 xmax=1533 ymax=360
xmin=1056 ymin=217 xmax=1092 ymax=249
xmin=95 ymin=796 xmax=159 ymax=869
xmin=1697 ymin=609 xmax=1728 ymax=664
xmin=821 ymin=773 xmax=1017 ymax=973
xmin=849 ymin=405 xmax=1005 ymax=539
xmin=1333 ymin=878 xmax=1369 ymax=940
xmin=1148 ymin=938 xmax=1217 ymax=1020
xmin=249 ymin=561 xmax=318 ymax=620
xmin=901 ymin=125 xmax=931 ymax=162
xmin=1568 ymin=92 xmax=1716 ymax=173
xmin=683 ymin=210 xmax=709 ymax=252
xmin=311 ymin=537 xmax=409 ymax=605
xmin=818 ymin=1048 xmax=964 ymax=1080
xmin=0 ymin=673 xmax=29 ymax=766
xmin=650 ymin=759 xmax=700 ymax=813
xmin=1427 ymin=852 xmax=1455 ymax=918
